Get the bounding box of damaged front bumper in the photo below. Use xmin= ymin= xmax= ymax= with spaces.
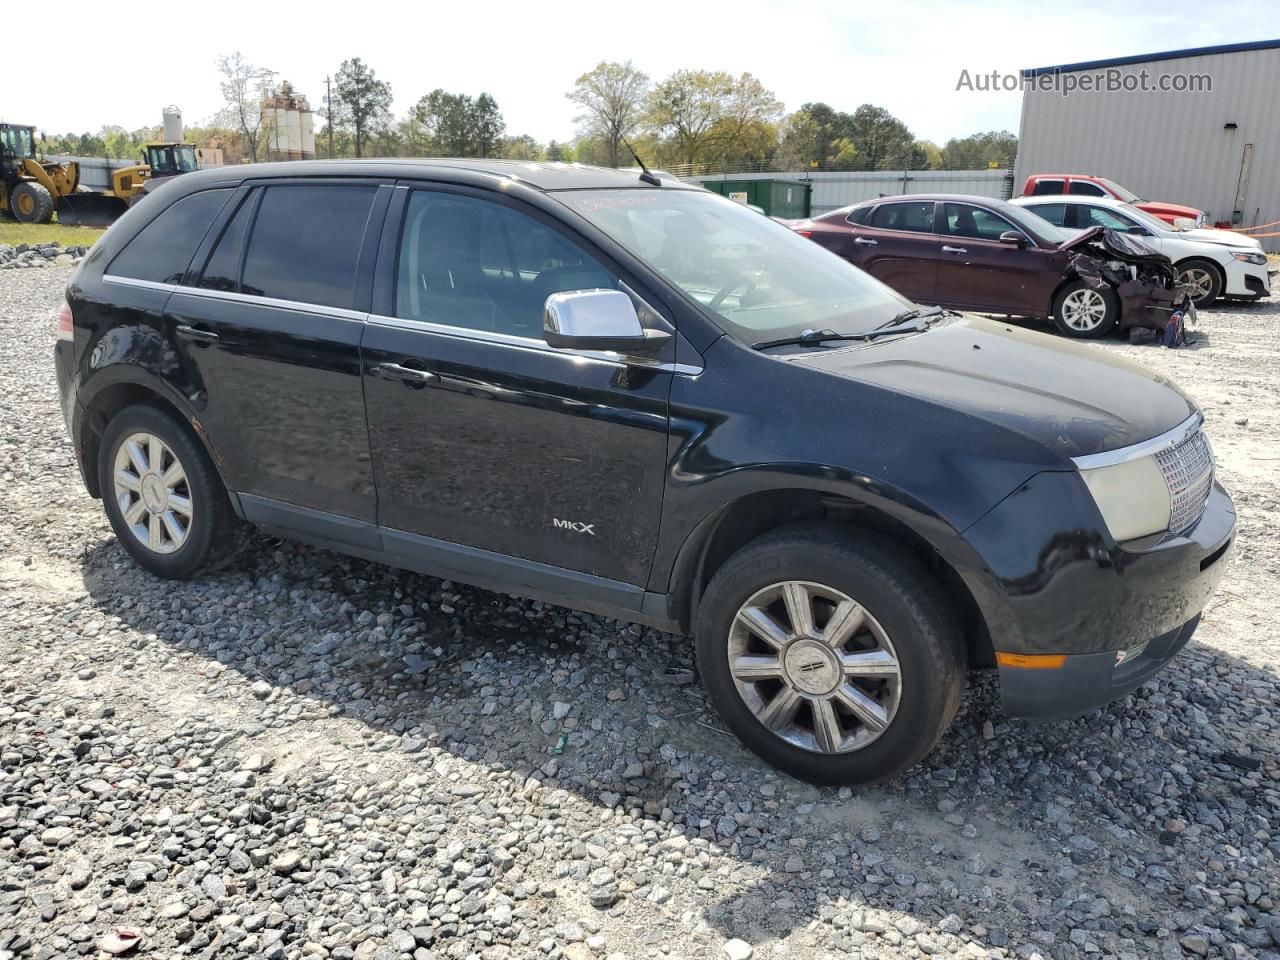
xmin=1070 ymin=228 xmax=1192 ymax=331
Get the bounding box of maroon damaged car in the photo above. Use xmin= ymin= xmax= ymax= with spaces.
xmin=790 ymin=194 xmax=1190 ymax=339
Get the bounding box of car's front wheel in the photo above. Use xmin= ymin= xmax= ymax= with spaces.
xmin=695 ymin=527 xmax=965 ymax=785
xmin=98 ymin=404 xmax=238 ymax=579
xmin=1052 ymin=280 xmax=1119 ymax=338
xmin=1176 ymin=259 xmax=1223 ymax=308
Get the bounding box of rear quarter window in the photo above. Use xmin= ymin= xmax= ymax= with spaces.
xmin=108 ymin=189 xmax=231 ymax=284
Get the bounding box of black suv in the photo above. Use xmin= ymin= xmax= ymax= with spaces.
xmin=55 ymin=160 xmax=1235 ymax=784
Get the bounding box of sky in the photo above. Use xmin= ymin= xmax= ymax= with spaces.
xmin=14 ymin=0 xmax=1278 ymax=146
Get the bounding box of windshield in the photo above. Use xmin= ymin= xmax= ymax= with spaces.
xmin=1 ymin=126 xmax=35 ymax=158
xmin=1116 ymin=202 xmax=1171 ymax=233
xmin=148 ymin=146 xmax=175 ymax=174
xmin=561 ymin=188 xmax=911 ymax=342
xmin=175 ymin=145 xmax=198 ymax=173
xmin=1098 ymin=178 xmax=1141 ymax=203
xmin=998 ymin=202 xmax=1074 ymax=246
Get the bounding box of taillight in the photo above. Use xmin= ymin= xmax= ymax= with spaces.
xmin=56 ymin=302 xmax=74 ymax=342
xmin=795 ymin=230 xmax=813 ymax=238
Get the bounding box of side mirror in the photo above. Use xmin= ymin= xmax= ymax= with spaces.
xmin=1126 ymin=224 xmax=1148 ymax=236
xmin=543 ymin=289 xmax=671 ymax=355
xmin=998 ymin=230 xmax=1027 ymax=247
xmin=1171 ymin=216 xmax=1196 ymax=231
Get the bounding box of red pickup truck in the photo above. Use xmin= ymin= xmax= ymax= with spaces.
xmin=1020 ymin=174 xmax=1205 ymax=228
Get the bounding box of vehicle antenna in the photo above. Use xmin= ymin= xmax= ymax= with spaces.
xmin=622 ymin=138 xmax=661 ymax=186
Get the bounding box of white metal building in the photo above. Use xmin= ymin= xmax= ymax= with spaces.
xmin=1013 ymin=39 xmax=1280 ymax=251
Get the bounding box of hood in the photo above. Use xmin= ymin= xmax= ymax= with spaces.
xmin=1136 ymin=200 xmax=1201 ymax=220
xmin=794 ymin=315 xmax=1195 ymax=459
xmin=1178 ymin=226 xmax=1263 ymax=249
xmin=1058 ymin=227 xmax=1174 ymax=265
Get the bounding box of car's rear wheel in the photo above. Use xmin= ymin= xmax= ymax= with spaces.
xmin=98 ymin=404 xmax=237 ymax=579
xmin=1052 ymin=280 xmax=1119 ymax=338
xmin=1176 ymin=259 xmax=1223 ymax=308
xmin=695 ymin=527 xmax=965 ymax=785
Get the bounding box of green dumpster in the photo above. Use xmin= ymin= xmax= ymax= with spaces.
xmin=701 ymin=178 xmax=812 ymax=219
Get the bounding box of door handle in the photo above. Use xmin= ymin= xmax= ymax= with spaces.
xmin=371 ymin=362 xmax=439 ymax=386
xmin=854 ymin=237 xmax=878 ymax=245
xmin=175 ymin=324 xmax=219 ymax=344
xmin=941 ymin=245 xmax=968 ymax=254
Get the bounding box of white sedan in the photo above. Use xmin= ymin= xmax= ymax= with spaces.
xmin=1011 ymin=194 xmax=1274 ymax=307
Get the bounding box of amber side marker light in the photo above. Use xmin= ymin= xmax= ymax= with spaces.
xmin=995 ymin=652 xmax=1068 ymax=669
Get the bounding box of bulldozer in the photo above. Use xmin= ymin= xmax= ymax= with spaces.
xmin=0 ymin=122 xmax=79 ymax=223
xmin=1 ymin=122 xmax=157 ymax=227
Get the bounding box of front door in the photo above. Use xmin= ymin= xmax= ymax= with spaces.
xmin=934 ymin=201 xmax=1051 ymax=315
xmin=361 ymin=186 xmax=672 ymax=587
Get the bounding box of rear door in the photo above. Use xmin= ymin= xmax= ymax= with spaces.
xmin=164 ymin=179 xmax=389 ymax=522
xmin=840 ymin=200 xmax=939 ymax=303
xmin=934 ymin=201 xmax=1052 ymax=315
xmin=360 ymin=184 xmax=673 ymax=588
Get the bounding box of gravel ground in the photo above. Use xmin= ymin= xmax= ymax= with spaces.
xmin=1 ymin=265 xmax=1277 ymax=960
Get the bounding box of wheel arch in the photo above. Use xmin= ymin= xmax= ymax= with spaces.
xmin=1172 ymin=255 xmax=1225 ymax=282
xmin=78 ymin=378 xmax=225 ymax=503
xmin=663 ymin=487 xmax=995 ymax=668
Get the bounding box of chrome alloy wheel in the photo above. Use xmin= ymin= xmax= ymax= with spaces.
xmin=112 ymin=432 xmax=193 ymax=555
xmin=1178 ymin=266 xmax=1215 ymax=302
xmin=1060 ymin=287 xmax=1109 ymax=332
xmin=727 ymin=581 xmax=902 ymax=754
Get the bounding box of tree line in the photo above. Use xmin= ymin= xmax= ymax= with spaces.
xmin=40 ymin=55 xmax=1018 ymax=174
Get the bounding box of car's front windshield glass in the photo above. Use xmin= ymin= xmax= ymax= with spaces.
xmin=560 ymin=188 xmax=911 ymax=342
xmin=1117 ymin=202 xmax=1171 ymax=233
xmin=999 ymin=203 xmax=1073 ymax=246
xmin=1099 ymin=178 xmax=1140 ymax=203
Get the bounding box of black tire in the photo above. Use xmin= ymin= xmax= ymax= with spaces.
xmin=98 ymin=404 xmax=237 ymax=579
xmin=694 ymin=526 xmax=965 ymax=786
xmin=1052 ymin=279 xmax=1119 ymax=339
xmin=1176 ymin=258 xmax=1223 ymax=308
xmin=9 ymin=180 xmax=54 ymax=224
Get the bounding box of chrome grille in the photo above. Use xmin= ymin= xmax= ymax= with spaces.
xmin=1154 ymin=428 xmax=1213 ymax=533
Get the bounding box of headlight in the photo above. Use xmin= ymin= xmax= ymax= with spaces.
xmin=1232 ymin=251 xmax=1268 ymax=265
xmin=1079 ymin=455 xmax=1171 ymax=541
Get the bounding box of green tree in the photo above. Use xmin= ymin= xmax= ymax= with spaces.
xmin=646 ymin=69 xmax=734 ymax=166
xmin=846 ymin=104 xmax=919 ymax=170
xmin=939 ymin=130 xmax=1017 ymax=169
xmin=707 ymin=73 xmax=782 ymax=165
xmin=333 ymin=57 xmax=393 ymax=158
xmin=501 ymin=134 xmax=544 ymax=160
xmin=545 ymin=140 xmax=567 ymax=162
xmin=215 ymin=51 xmax=277 ymax=163
xmin=406 ymin=89 xmax=506 ymax=157
xmin=566 ymin=60 xmax=650 ymax=168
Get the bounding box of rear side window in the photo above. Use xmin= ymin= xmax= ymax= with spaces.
xmin=1030 ymin=178 xmax=1064 ymax=196
xmin=1068 ymin=180 xmax=1107 ymax=197
xmin=240 ymin=185 xmax=377 ymax=309
xmin=198 ymin=193 xmax=257 ymax=292
xmin=1022 ymin=202 xmax=1068 ymax=227
xmin=108 ymin=189 xmax=230 ymax=284
xmin=846 ymin=205 xmax=871 ymax=225
xmin=866 ymin=201 xmax=934 ymax=233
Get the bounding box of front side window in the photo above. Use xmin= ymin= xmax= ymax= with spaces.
xmin=1030 ymin=178 xmax=1065 ymax=196
xmin=941 ymin=203 xmax=1019 ymax=241
xmin=1068 ymin=180 xmax=1107 ymax=197
xmin=562 ymin=188 xmax=911 ymax=344
xmin=109 ymin=189 xmax=231 ymax=284
xmin=866 ymin=201 xmax=935 ymax=233
xmin=241 ymin=184 xmax=377 ymax=309
xmin=396 ymin=191 xmax=616 ymax=338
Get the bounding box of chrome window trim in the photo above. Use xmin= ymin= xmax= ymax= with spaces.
xmin=1071 ymin=413 xmax=1204 ymax=470
xmin=103 ymin=275 xmax=367 ymax=322
xmin=367 ymin=313 xmax=701 ymax=375
xmin=102 ymin=275 xmax=175 ymax=293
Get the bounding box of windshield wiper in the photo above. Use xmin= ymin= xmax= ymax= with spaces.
xmin=752 ymin=307 xmax=951 ymax=351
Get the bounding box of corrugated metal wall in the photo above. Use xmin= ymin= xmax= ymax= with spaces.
xmin=1013 ymin=45 xmax=1280 ymax=251
xmin=687 ymin=170 xmax=1013 ymax=215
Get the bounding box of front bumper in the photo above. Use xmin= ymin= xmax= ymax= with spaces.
xmin=1224 ymin=260 xmax=1274 ymax=299
xmin=1000 ymin=615 xmax=1200 ymax=718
